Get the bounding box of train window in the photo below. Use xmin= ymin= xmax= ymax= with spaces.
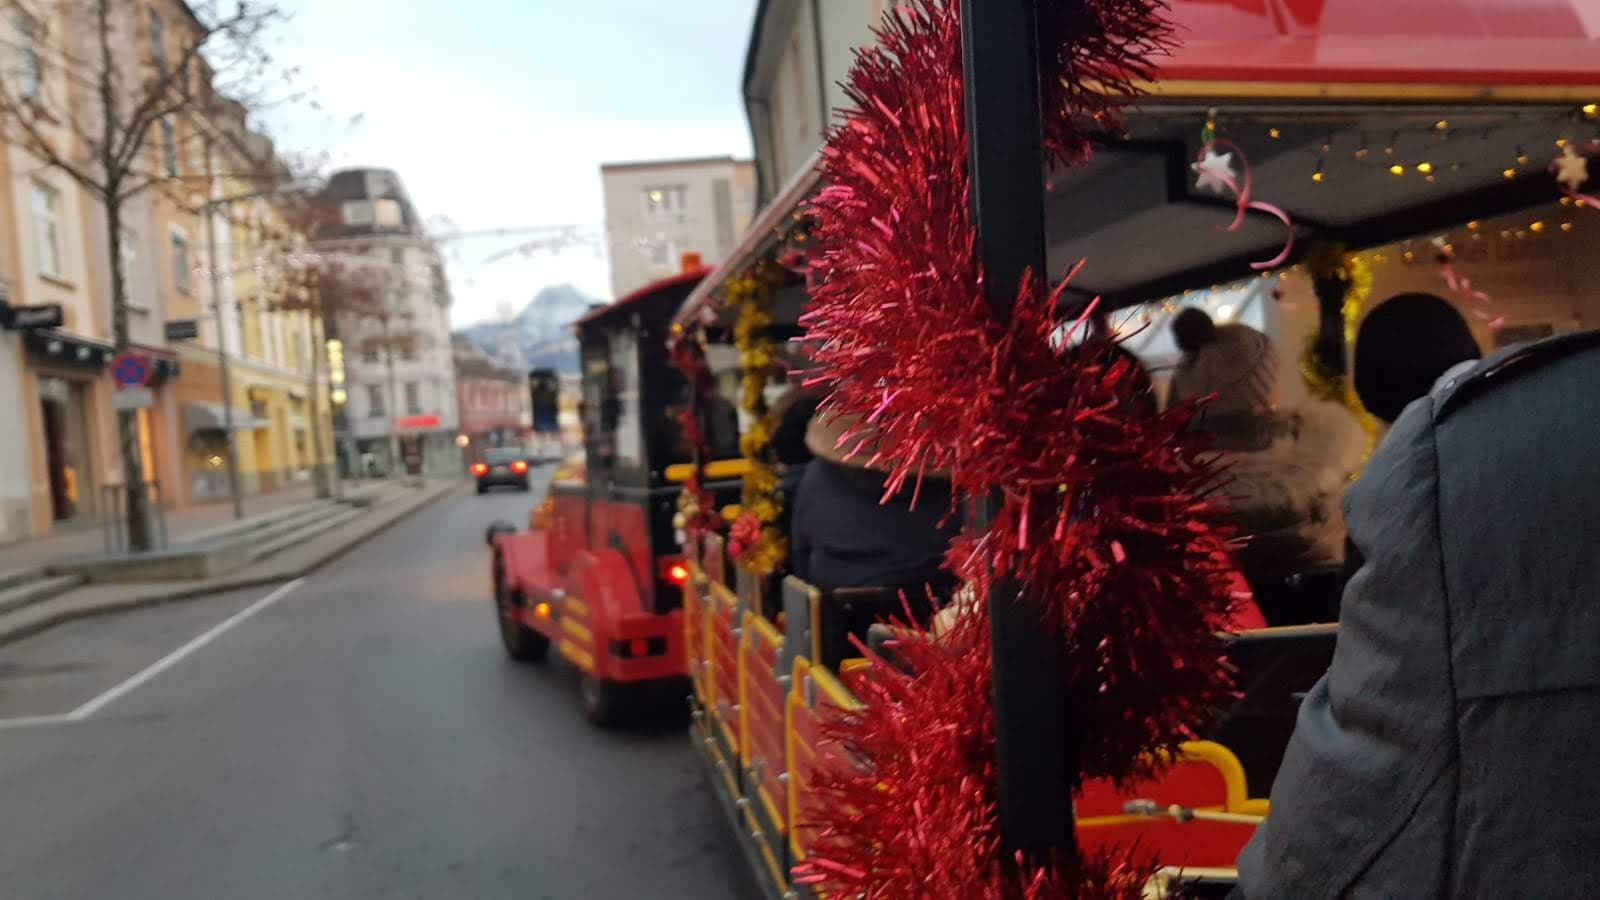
xmin=609 ymin=329 xmax=645 ymax=467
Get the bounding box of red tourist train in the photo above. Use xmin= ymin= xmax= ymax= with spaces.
xmin=486 ymin=1 xmax=1600 ymax=894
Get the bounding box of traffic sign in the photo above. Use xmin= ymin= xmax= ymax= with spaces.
xmin=110 ymin=351 xmax=153 ymax=388
xmin=112 ymin=387 xmax=154 ymax=410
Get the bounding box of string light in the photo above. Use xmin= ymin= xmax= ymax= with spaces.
xmin=1416 ymin=162 xmax=1435 ymax=175
xmin=1467 ymin=221 xmax=1481 ymax=231
xmin=1557 ymin=138 xmax=1570 ymax=149
xmin=1516 ymin=147 xmax=1531 ymax=165
xmin=1435 ymin=120 xmax=1450 ymax=132
xmin=1562 ymin=221 xmax=1575 ymax=232
xmin=1312 ymin=150 xmax=1326 ymax=182
xmin=1354 ymin=132 xmax=1369 ymax=159
xmin=1585 ymin=103 xmax=1599 ymax=117
xmin=1390 ymin=163 xmax=1406 ymax=176
xmin=1385 ymin=131 xmax=1399 ymax=156
xmin=1269 ymin=127 xmax=1281 ymax=139
xmin=1530 ymin=221 xmax=1547 ymax=234
xmin=1503 ymin=168 xmax=1518 ymax=180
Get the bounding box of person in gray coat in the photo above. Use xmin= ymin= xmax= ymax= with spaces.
xmin=1235 ymin=330 xmax=1600 ymax=896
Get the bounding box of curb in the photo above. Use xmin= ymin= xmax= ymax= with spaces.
xmin=0 ymin=481 xmax=467 ymax=649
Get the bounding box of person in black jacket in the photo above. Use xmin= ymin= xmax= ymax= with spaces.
xmin=788 ymin=411 xmax=959 ymax=596
xmin=1237 ymin=330 xmax=1600 ymax=897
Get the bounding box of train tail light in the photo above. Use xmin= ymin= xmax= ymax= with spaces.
xmin=628 ymin=638 xmax=650 ymax=658
xmin=661 ymin=558 xmax=690 ymax=586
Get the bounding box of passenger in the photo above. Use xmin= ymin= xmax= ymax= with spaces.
xmin=1237 ymin=330 xmax=1600 ymax=897
xmin=1354 ymin=292 xmax=1482 ymax=425
xmin=771 ymin=386 xmax=821 ymax=538
xmin=1167 ymin=314 xmax=1366 ymax=590
xmin=788 ymin=410 xmax=959 ymax=597
xmin=701 ymin=381 xmax=742 ymax=461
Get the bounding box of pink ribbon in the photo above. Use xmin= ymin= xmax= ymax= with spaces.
xmin=1440 ymin=261 xmax=1504 ymax=331
xmin=1198 ymin=139 xmax=1295 ymax=271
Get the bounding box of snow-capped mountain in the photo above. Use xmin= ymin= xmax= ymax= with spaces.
xmin=458 ymin=284 xmax=602 ymax=375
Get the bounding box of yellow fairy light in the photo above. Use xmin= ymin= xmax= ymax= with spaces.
xmin=1562 ymin=196 xmax=1575 ymax=206
xmin=1557 ymin=139 xmax=1570 ymax=149
xmin=1416 ymin=162 xmax=1435 ymax=175
xmin=1312 ymin=171 xmax=1325 ymax=183
xmin=1269 ymin=128 xmax=1281 ymax=139
xmin=1435 ymin=120 xmax=1449 ymax=131
xmin=1403 ymin=250 xmax=1417 ymax=263
xmin=1503 ymin=168 xmax=1518 ymax=180
xmin=1585 ymin=103 xmax=1599 ymax=117
xmin=1561 ymin=221 xmax=1575 ymax=232
xmin=1531 ymin=221 xmax=1547 ymax=234
xmin=1389 ymin=164 xmax=1406 ymax=176
xmin=1467 ymin=220 xmax=1480 ymax=231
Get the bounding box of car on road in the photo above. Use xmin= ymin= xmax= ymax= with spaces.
xmin=471 ymin=448 xmax=532 ymax=493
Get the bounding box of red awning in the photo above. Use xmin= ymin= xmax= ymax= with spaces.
xmin=1161 ymin=0 xmax=1600 ymax=88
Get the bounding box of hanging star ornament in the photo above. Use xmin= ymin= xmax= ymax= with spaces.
xmin=1554 ymin=144 xmax=1590 ymax=191
xmin=1193 ymin=149 xmax=1236 ymax=195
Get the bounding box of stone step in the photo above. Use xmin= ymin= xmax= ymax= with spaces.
xmin=246 ymin=506 xmax=365 ymax=563
xmin=0 ymin=574 xmax=85 ymax=616
xmin=188 ymin=501 xmax=332 ymax=545
xmin=0 ymin=567 xmax=46 ymax=594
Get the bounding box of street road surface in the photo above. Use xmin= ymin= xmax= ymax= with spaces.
xmin=0 ymin=476 xmax=751 ymax=900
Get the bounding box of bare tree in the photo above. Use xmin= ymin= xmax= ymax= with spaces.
xmin=0 ymin=0 xmax=287 ymax=550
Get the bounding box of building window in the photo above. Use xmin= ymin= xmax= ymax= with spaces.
xmin=119 ymin=228 xmax=143 ymax=308
xmin=149 ymin=7 xmax=166 ymax=72
xmin=642 ymin=185 xmax=689 ymax=223
xmin=362 ymin=346 xmax=379 ymax=364
xmin=31 ymin=182 xmax=63 ymax=279
xmin=160 ymin=118 xmax=178 ymax=177
xmin=15 ymin=14 xmax=42 ymax=100
xmin=171 ymin=232 xmax=190 ymax=293
xmin=390 ymin=247 xmax=404 ymax=266
xmin=404 ymin=382 xmax=420 ymax=415
xmin=341 ymin=201 xmax=373 ymax=227
xmin=368 ymin=385 xmax=385 ymax=417
xmin=374 ymin=200 xmax=403 ymax=228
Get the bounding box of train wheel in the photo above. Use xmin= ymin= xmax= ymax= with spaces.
xmin=579 ymin=674 xmax=634 ymax=727
xmin=495 ymin=581 xmax=549 ymax=663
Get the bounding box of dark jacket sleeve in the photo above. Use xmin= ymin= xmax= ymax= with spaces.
xmin=1236 ymin=398 xmax=1457 ymax=898
xmin=789 ymin=463 xmax=813 ymax=583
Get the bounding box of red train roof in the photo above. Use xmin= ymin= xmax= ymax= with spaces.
xmin=575 ymin=266 xmax=709 ymax=329
xmin=1161 ymin=0 xmax=1600 ymax=89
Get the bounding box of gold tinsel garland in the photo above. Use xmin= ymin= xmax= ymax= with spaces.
xmin=1301 ymin=248 xmax=1380 ymax=474
xmin=724 ymin=260 xmax=788 ymax=575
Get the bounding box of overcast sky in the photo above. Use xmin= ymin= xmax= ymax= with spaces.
xmin=264 ymin=0 xmax=758 ymax=327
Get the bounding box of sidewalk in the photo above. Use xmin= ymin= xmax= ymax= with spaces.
xmin=0 ymin=479 xmax=466 ymax=649
xmin=0 ymin=476 xmax=394 ymax=575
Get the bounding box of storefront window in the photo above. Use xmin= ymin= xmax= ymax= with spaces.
xmin=37 ymin=377 xmax=92 ymax=521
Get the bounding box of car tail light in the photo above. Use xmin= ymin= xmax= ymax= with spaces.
xmin=471 ymin=463 xmax=488 ymax=476
xmin=511 ymin=460 xmax=529 ymax=474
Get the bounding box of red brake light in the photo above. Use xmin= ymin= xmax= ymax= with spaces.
xmin=628 ymin=638 xmax=650 ymax=658
xmin=667 ymin=563 xmax=690 ymax=586
xmin=511 ymin=460 xmax=529 ymax=474
xmin=471 ymin=463 xmax=488 ymax=476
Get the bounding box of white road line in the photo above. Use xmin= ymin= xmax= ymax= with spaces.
xmin=64 ymin=578 xmax=305 ymax=721
xmin=0 ymin=578 xmax=306 ymax=731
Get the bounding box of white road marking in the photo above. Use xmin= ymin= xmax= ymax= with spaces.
xmin=0 ymin=578 xmax=305 ymax=730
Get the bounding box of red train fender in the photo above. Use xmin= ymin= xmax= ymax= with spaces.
xmin=563 ymin=547 xmax=645 ymax=679
xmin=495 ymin=529 xmax=555 ymax=598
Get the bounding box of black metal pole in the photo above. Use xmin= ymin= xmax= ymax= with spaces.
xmin=961 ymin=0 xmax=1077 ymax=861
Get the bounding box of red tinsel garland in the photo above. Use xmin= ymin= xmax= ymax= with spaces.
xmin=669 ymin=337 xmax=718 ymax=538
xmin=798 ymin=0 xmax=1242 ymax=894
